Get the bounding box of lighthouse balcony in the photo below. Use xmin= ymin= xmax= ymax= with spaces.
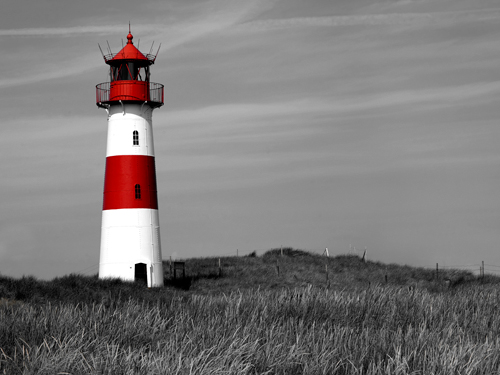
xmin=96 ymin=81 xmax=164 ymax=108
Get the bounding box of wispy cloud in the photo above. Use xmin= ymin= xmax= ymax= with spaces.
xmin=236 ymin=8 xmax=500 ymax=31
xmin=157 ymin=77 xmax=500 ymax=191
xmin=0 ymin=25 xmax=126 ymax=37
xmin=0 ymin=0 xmax=271 ymax=40
xmin=0 ymin=0 xmax=272 ymax=88
xmin=164 ymin=80 xmax=500 ymax=133
xmin=0 ymin=54 xmax=101 ymax=89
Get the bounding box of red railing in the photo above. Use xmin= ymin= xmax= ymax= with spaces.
xmin=96 ymin=81 xmax=164 ymax=107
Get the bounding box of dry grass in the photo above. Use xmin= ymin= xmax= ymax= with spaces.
xmin=0 ymin=249 xmax=498 ymax=374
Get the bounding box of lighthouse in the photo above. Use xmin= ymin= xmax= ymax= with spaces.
xmin=96 ymin=30 xmax=164 ymax=287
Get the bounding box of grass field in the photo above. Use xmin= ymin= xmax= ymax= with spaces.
xmin=1 ymin=249 xmax=499 ymax=374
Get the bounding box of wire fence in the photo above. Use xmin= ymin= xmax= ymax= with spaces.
xmin=73 ymin=263 xmax=100 ymax=276
xmin=166 ymin=247 xmax=500 ymax=278
xmin=75 ymin=246 xmax=500 ymax=278
xmin=165 ymin=246 xmax=366 ymax=259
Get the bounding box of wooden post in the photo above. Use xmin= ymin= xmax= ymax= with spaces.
xmin=362 ymin=247 xmax=366 ymax=262
xmin=218 ymin=258 xmax=222 ymax=277
xmin=280 ymin=245 xmax=283 ymax=257
xmin=324 ymin=248 xmax=329 ymax=257
xmin=482 ymin=261 xmax=484 ymax=281
xmin=436 ymin=263 xmax=439 ymax=281
xmin=325 ymin=264 xmax=328 ymax=281
xmin=169 ymin=256 xmax=172 ymax=278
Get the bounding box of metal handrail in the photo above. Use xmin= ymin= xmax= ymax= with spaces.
xmin=96 ymin=81 xmax=164 ymax=106
xmin=96 ymin=82 xmax=110 ymax=103
xmin=148 ymin=82 xmax=164 ymax=103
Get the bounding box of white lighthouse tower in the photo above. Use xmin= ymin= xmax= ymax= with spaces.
xmin=96 ymin=30 xmax=164 ymax=287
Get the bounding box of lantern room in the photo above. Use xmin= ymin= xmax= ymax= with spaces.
xmin=96 ymin=32 xmax=164 ymax=108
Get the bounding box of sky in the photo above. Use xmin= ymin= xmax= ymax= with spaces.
xmin=1 ymin=0 xmax=500 ymax=280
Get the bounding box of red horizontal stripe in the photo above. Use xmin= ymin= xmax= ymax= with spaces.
xmin=103 ymin=155 xmax=158 ymax=210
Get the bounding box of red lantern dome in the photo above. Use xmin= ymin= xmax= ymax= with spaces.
xmin=96 ymin=31 xmax=163 ymax=108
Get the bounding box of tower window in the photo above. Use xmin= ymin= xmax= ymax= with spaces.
xmin=135 ymin=184 xmax=141 ymax=199
xmin=133 ymin=130 xmax=139 ymax=146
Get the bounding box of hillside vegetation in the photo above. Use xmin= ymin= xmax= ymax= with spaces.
xmin=170 ymin=248 xmax=475 ymax=293
xmin=1 ymin=249 xmax=499 ymax=374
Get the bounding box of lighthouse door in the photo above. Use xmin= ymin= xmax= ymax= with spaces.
xmin=134 ymin=263 xmax=147 ymax=284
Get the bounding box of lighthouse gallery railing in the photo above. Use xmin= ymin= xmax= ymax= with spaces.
xmin=96 ymin=82 xmax=164 ymax=106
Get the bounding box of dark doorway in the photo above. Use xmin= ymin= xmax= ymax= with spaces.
xmin=134 ymin=263 xmax=147 ymax=284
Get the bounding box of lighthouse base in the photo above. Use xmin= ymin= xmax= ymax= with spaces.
xmin=99 ymin=208 xmax=164 ymax=287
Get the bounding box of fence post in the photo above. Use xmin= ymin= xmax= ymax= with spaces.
xmin=482 ymin=260 xmax=484 ymax=282
xmin=169 ymin=256 xmax=172 ymax=278
xmin=218 ymin=258 xmax=222 ymax=277
xmin=436 ymin=263 xmax=439 ymax=281
xmin=281 ymin=245 xmax=283 ymax=257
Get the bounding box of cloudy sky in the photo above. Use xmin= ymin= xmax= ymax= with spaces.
xmin=1 ymin=0 xmax=500 ymax=279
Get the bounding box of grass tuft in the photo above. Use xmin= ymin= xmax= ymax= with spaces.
xmin=1 ymin=248 xmax=498 ymax=374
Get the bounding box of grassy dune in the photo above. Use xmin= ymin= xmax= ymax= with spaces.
xmin=1 ymin=250 xmax=499 ymax=374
